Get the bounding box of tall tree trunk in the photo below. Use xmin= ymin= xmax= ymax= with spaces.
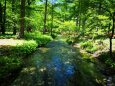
xmin=27 ymin=0 xmax=32 ymax=32
xmin=64 ymin=0 xmax=67 ymax=21
xmin=98 ymin=2 xmax=102 ymax=14
xmin=0 ymin=3 xmax=3 ymax=33
xmin=82 ymin=16 xmax=86 ymax=36
xmin=19 ymin=0 xmax=26 ymax=38
xmin=43 ymin=0 xmax=48 ymax=34
xmin=12 ymin=0 xmax=16 ymax=35
xmin=51 ymin=4 xmax=54 ymax=35
xmin=108 ymin=23 xmax=111 ymax=34
xmin=110 ymin=12 xmax=115 ymax=60
xmin=1 ymin=0 xmax=6 ymax=34
xmin=78 ymin=0 xmax=81 ymax=31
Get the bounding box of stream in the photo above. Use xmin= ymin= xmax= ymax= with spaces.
xmin=11 ymin=41 xmax=110 ymax=86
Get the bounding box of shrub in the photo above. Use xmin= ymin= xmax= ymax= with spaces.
xmin=58 ymin=21 xmax=76 ymax=32
xmin=86 ymin=47 xmax=97 ymax=53
xmin=80 ymin=41 xmax=93 ymax=49
xmin=80 ymin=41 xmax=98 ymax=53
xmin=13 ymin=40 xmax=37 ymax=55
xmin=66 ymin=36 xmax=76 ymax=45
xmin=0 ymin=56 xmax=22 ymax=80
xmin=0 ymin=40 xmax=37 ymax=56
xmin=24 ymin=32 xmax=53 ymax=46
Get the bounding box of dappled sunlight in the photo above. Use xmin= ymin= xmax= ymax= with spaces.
xmin=21 ymin=67 xmax=36 ymax=73
xmin=104 ymin=39 xmax=115 ymax=51
xmin=0 ymin=39 xmax=25 ymax=46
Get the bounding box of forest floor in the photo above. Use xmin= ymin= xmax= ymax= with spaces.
xmin=11 ymin=40 xmax=105 ymax=86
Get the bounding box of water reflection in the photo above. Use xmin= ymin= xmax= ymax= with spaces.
xmin=12 ymin=41 xmax=77 ymax=86
xmin=44 ymin=55 xmax=75 ymax=86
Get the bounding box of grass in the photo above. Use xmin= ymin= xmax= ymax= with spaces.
xmin=0 ymin=38 xmax=37 ymax=82
xmin=0 ymin=56 xmax=22 ymax=79
xmin=0 ymin=39 xmax=38 ymax=56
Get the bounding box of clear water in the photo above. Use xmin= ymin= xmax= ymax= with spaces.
xmin=11 ymin=41 xmax=104 ymax=86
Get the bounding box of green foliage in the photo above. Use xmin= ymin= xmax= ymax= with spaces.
xmin=0 ymin=40 xmax=37 ymax=56
xmin=58 ymin=21 xmax=76 ymax=32
xmin=80 ymin=41 xmax=93 ymax=49
xmin=99 ymin=52 xmax=115 ymax=69
xmin=86 ymin=47 xmax=97 ymax=53
xmin=24 ymin=32 xmax=53 ymax=46
xmin=80 ymin=41 xmax=98 ymax=53
xmin=0 ymin=34 xmax=17 ymax=39
xmin=0 ymin=56 xmax=22 ymax=79
xmin=66 ymin=36 xmax=76 ymax=45
xmin=76 ymin=60 xmax=104 ymax=86
xmin=13 ymin=40 xmax=37 ymax=55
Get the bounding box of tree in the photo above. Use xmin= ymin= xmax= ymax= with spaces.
xmin=43 ymin=0 xmax=48 ymax=34
xmin=1 ymin=0 xmax=7 ymax=34
xmin=19 ymin=0 xmax=26 ymax=38
xmin=0 ymin=3 xmax=3 ymax=33
xmin=12 ymin=0 xmax=16 ymax=35
xmin=99 ymin=0 xmax=115 ymax=60
xmin=26 ymin=0 xmax=32 ymax=32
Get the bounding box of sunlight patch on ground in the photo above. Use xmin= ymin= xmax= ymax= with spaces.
xmin=0 ymin=39 xmax=24 ymax=46
xmin=22 ymin=67 xmax=36 ymax=73
xmin=104 ymin=39 xmax=115 ymax=51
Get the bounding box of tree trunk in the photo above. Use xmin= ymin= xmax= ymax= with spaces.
xmin=81 ymin=16 xmax=86 ymax=36
xmin=43 ymin=0 xmax=48 ymax=34
xmin=78 ymin=0 xmax=81 ymax=31
xmin=0 ymin=3 xmax=3 ymax=33
xmin=12 ymin=0 xmax=16 ymax=35
xmin=19 ymin=0 xmax=26 ymax=38
xmin=27 ymin=0 xmax=32 ymax=32
xmin=110 ymin=12 xmax=115 ymax=60
xmin=1 ymin=0 xmax=6 ymax=34
xmin=51 ymin=4 xmax=54 ymax=35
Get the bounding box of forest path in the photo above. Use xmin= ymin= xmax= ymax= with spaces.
xmin=11 ymin=40 xmax=104 ymax=86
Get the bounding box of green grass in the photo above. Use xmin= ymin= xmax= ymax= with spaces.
xmin=0 ymin=56 xmax=22 ymax=80
xmin=0 ymin=39 xmax=38 ymax=56
xmin=80 ymin=41 xmax=98 ymax=53
xmin=0 ymin=39 xmax=37 ymax=81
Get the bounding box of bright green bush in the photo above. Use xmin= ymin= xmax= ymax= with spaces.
xmin=58 ymin=21 xmax=76 ymax=32
xmin=66 ymin=36 xmax=76 ymax=45
xmin=80 ymin=41 xmax=98 ymax=53
xmin=24 ymin=32 xmax=53 ymax=46
xmin=14 ymin=40 xmax=37 ymax=55
xmin=0 ymin=56 xmax=22 ymax=79
xmin=80 ymin=41 xmax=93 ymax=49
xmin=85 ymin=47 xmax=97 ymax=53
xmin=0 ymin=40 xmax=37 ymax=56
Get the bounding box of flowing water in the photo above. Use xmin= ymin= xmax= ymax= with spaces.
xmin=11 ymin=41 xmax=105 ymax=86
